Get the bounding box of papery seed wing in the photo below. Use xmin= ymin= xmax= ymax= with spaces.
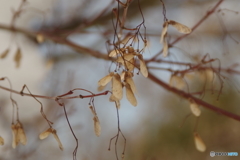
xmin=194 ymin=132 xmax=206 ymax=152
xmin=18 ymin=127 xmax=27 ymax=145
xmin=163 ymin=37 xmax=168 ymax=57
xmin=0 ymin=49 xmax=9 ymax=59
xmin=0 ymin=136 xmax=4 ymax=145
xmin=52 ymin=129 xmax=64 ymax=151
xmin=14 ymin=48 xmax=22 ymax=68
xmin=160 ymin=21 xmax=168 ymax=43
xmin=190 ymin=102 xmax=201 ymax=117
xmin=11 ymin=124 xmax=18 ymax=148
xmin=98 ymin=73 xmax=113 ymax=86
xmin=125 ymin=84 xmax=137 ymax=106
xmin=138 ymin=54 xmax=148 ymax=77
xmin=168 ymin=20 xmax=192 ymax=34
xmin=39 ymin=128 xmax=52 ymax=140
xmin=115 ymin=100 xmax=121 ymax=109
xmin=126 ymin=75 xmax=137 ymax=94
xmin=93 ymin=116 xmax=101 ymax=137
xmin=125 ymin=58 xmax=135 ymax=72
xmin=109 ymin=49 xmax=119 ymax=57
xmin=112 ymin=74 xmax=123 ymax=100
xmin=109 ymin=94 xmax=118 ymax=102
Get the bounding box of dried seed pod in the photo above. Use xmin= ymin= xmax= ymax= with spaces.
xmin=160 ymin=21 xmax=169 ymax=43
xmin=194 ymin=132 xmax=206 ymax=152
xmin=98 ymin=72 xmax=114 ymax=86
xmin=189 ymin=100 xmax=201 ymax=117
xmin=125 ymin=58 xmax=135 ymax=71
xmin=52 ymin=129 xmax=64 ymax=151
xmin=14 ymin=48 xmax=22 ymax=68
xmin=0 ymin=48 xmax=9 ymax=59
xmin=126 ymin=46 xmax=135 ymax=53
xmin=109 ymin=49 xmax=119 ymax=57
xmin=137 ymin=54 xmax=148 ymax=77
xmin=93 ymin=116 xmax=101 ymax=137
xmin=125 ymin=72 xmax=137 ymax=93
xmin=112 ymin=73 xmax=123 ymax=100
xmin=115 ymin=100 xmax=121 ymax=109
xmin=39 ymin=128 xmax=52 ymax=140
xmin=168 ymin=20 xmax=192 ymax=34
xmin=116 ymin=54 xmax=135 ymax=64
xmin=16 ymin=122 xmax=27 ymax=145
xmin=36 ymin=34 xmax=44 ymax=43
xmin=125 ymin=83 xmax=137 ymax=106
xmin=0 ymin=136 xmax=4 ymax=145
xmin=169 ymin=75 xmax=185 ymax=90
xmin=11 ymin=124 xmax=18 ymax=148
xmin=39 ymin=128 xmax=63 ymax=150
xmin=163 ymin=37 xmax=168 ymax=57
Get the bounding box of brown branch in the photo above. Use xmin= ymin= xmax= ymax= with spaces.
xmin=0 ymin=23 xmax=111 ymax=61
xmin=148 ymin=72 xmax=240 ymax=122
xmin=0 ymin=85 xmax=109 ymax=100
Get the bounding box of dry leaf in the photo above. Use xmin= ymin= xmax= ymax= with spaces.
xmin=112 ymin=73 xmax=123 ymax=100
xmin=160 ymin=21 xmax=168 ymax=43
xmin=190 ymin=101 xmax=201 ymax=117
xmin=14 ymin=48 xmax=22 ymax=68
xmin=93 ymin=116 xmax=101 ymax=137
xmin=0 ymin=136 xmax=4 ymax=145
xmin=138 ymin=54 xmax=148 ymax=77
xmin=98 ymin=72 xmax=114 ymax=86
xmin=194 ymin=132 xmax=206 ymax=152
xmin=125 ymin=83 xmax=137 ymax=106
xmin=168 ymin=20 xmax=192 ymax=34
xmin=52 ymin=129 xmax=64 ymax=151
xmin=39 ymin=128 xmax=52 ymax=140
xmin=0 ymin=49 xmax=9 ymax=59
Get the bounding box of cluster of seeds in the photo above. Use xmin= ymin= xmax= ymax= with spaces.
xmin=98 ymin=45 xmax=148 ymax=107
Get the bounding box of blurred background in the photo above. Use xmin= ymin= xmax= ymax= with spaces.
xmin=0 ymin=0 xmax=240 ymax=159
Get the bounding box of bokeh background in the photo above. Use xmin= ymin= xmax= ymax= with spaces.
xmin=0 ymin=0 xmax=240 ymax=159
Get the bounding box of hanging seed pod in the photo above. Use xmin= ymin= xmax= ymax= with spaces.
xmin=39 ymin=128 xmax=63 ymax=150
xmin=52 ymin=129 xmax=64 ymax=150
xmin=137 ymin=54 xmax=148 ymax=77
xmin=112 ymin=73 xmax=123 ymax=100
xmin=168 ymin=20 xmax=192 ymax=34
xmin=125 ymin=72 xmax=137 ymax=94
xmin=39 ymin=128 xmax=52 ymax=140
xmin=14 ymin=48 xmax=22 ymax=68
xmin=98 ymin=72 xmax=114 ymax=87
xmin=125 ymin=83 xmax=137 ymax=106
xmin=194 ymin=132 xmax=206 ymax=152
xmin=160 ymin=21 xmax=169 ymax=43
xmin=11 ymin=124 xmax=18 ymax=148
xmin=93 ymin=116 xmax=101 ymax=137
xmin=16 ymin=121 xmax=27 ymax=145
xmin=0 ymin=136 xmax=4 ymax=145
xmin=163 ymin=37 xmax=168 ymax=57
xmin=189 ymin=100 xmax=201 ymax=117
xmin=0 ymin=48 xmax=9 ymax=59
